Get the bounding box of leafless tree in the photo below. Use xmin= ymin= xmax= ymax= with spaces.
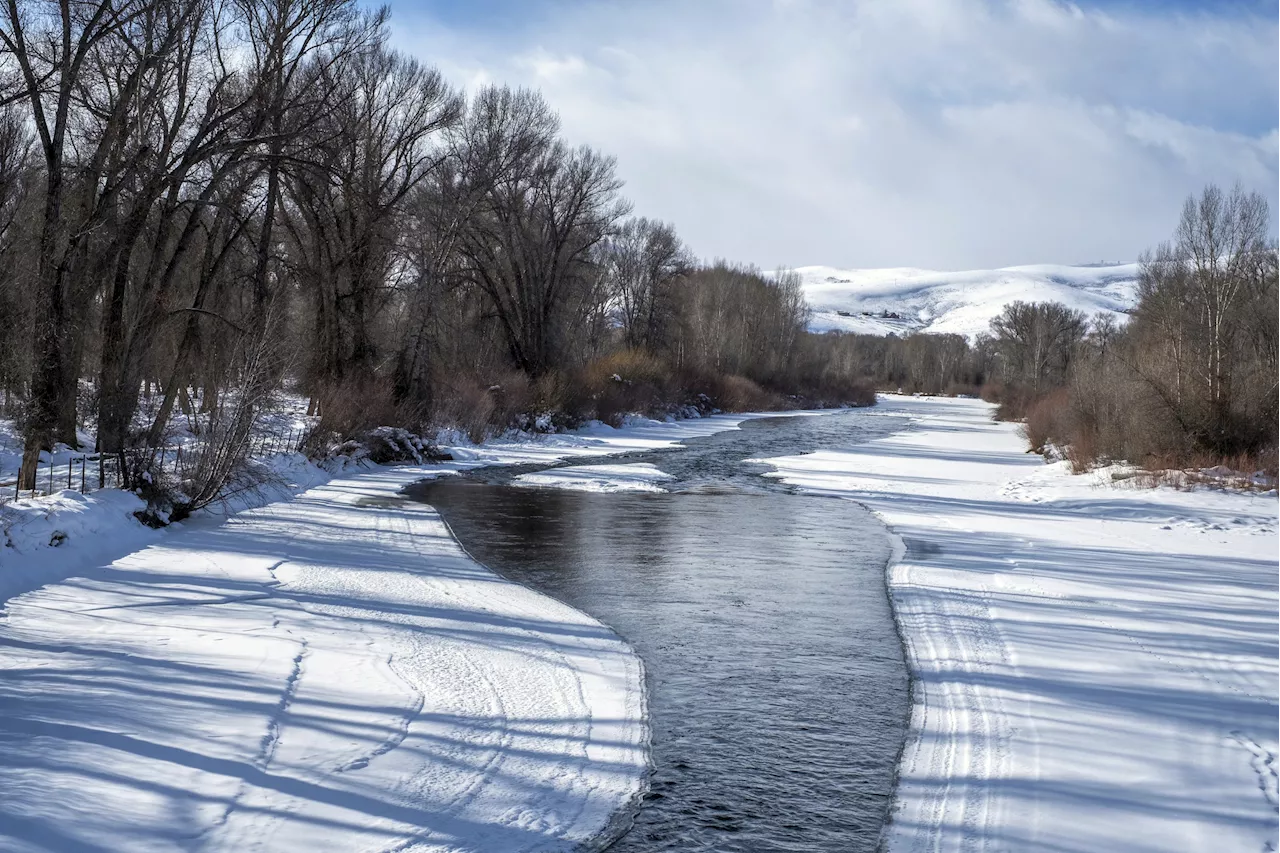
xmin=600 ymin=216 xmax=691 ymax=351
xmin=671 ymin=262 xmax=809 ymax=384
xmin=453 ymin=86 xmax=628 ymax=375
xmin=1127 ymin=184 xmax=1276 ymax=454
xmin=2 ymin=0 xmax=162 ymax=485
xmin=282 ymin=31 xmax=460 ymax=392
xmin=0 ymin=0 xmax=902 ymax=500
xmin=0 ymin=106 xmax=32 ymax=414
xmin=990 ymin=300 xmax=1087 ymax=395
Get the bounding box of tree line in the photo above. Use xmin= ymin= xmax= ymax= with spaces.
xmin=815 ymin=184 xmax=1278 ymax=472
xmin=1037 ymin=184 xmax=1277 ymax=469
xmin=0 ymin=0 xmax=871 ymax=499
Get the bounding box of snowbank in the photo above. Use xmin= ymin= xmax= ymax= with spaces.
xmin=0 ymin=466 xmax=648 ymax=852
xmin=0 ymin=451 xmax=346 ymax=600
xmin=756 ymin=395 xmax=1279 ymax=852
xmin=437 ymin=409 xmax=826 ymax=467
xmin=514 ymin=463 xmax=673 ymax=493
xmin=1 ymin=409 xmax=817 ymax=594
xmin=0 ymin=488 xmax=153 ymax=603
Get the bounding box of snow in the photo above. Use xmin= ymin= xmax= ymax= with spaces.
xmin=1 ymin=410 xmax=824 ymax=578
xmin=514 ymin=463 xmax=673 ymax=493
xmin=0 ymin=407 xmax=829 ymax=853
xmin=0 ymin=426 xmax=101 ymax=498
xmin=0 ymin=391 xmax=317 ymax=498
xmin=0 ymin=467 xmax=647 ymax=852
xmin=795 ymin=262 xmax=1139 ymax=338
xmin=0 ymin=488 xmax=154 ymax=603
xmin=754 ymin=395 xmax=1279 ymax=852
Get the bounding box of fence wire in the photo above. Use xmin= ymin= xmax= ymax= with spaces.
xmin=2 ymin=427 xmax=306 ymax=504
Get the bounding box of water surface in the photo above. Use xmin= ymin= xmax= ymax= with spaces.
xmin=409 ymin=412 xmax=909 ymax=852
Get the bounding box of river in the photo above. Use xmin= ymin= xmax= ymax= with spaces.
xmin=407 ymin=410 xmax=910 ymax=852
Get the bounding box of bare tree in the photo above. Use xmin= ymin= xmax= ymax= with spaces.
xmin=1123 ymin=186 xmax=1277 ymax=454
xmin=0 ymin=106 xmax=32 ymax=414
xmin=990 ymin=300 xmax=1086 ymax=395
xmin=671 ymin=262 xmax=809 ymax=384
xmin=282 ymin=31 xmax=460 ymax=393
xmin=451 ymin=87 xmax=629 ymax=375
xmin=1172 ymin=184 xmax=1271 ymax=451
xmin=601 ymin=216 xmax=691 ymax=351
xmin=1 ymin=0 xmax=160 ymax=485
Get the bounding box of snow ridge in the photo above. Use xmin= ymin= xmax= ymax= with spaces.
xmin=513 ymin=463 xmax=674 ymax=493
xmin=796 ymin=262 xmax=1139 ymax=338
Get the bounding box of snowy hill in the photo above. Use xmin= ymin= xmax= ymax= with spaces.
xmin=797 ymin=262 xmax=1140 ymax=338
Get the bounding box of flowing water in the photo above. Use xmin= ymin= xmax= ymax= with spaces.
xmin=407 ymin=411 xmax=911 ymax=852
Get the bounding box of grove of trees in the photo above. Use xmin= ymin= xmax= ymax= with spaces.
xmin=0 ymin=0 xmax=872 ymax=504
xmin=1052 ymin=184 xmax=1278 ymax=467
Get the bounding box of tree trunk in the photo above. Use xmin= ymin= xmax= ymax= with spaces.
xmin=55 ymin=323 xmax=84 ymax=448
xmin=19 ymin=178 xmax=70 ymax=490
xmin=97 ymin=242 xmax=135 ymax=454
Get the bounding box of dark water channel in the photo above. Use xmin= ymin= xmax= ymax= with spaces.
xmin=407 ymin=412 xmax=911 ymax=852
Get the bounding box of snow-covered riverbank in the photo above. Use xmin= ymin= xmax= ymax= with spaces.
xmin=0 ymin=409 xmax=823 ymax=852
xmin=758 ymin=395 xmax=1279 ymax=853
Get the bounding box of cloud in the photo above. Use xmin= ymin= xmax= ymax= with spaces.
xmin=389 ymin=0 xmax=1278 ymax=269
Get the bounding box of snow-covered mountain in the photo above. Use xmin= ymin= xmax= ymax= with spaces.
xmin=797 ymin=262 xmax=1140 ymax=339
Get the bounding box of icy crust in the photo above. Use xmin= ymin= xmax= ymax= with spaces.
xmin=514 ymin=464 xmax=674 ymax=493
xmin=757 ymin=395 xmax=1279 ymax=853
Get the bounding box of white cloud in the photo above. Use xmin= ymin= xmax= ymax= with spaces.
xmin=390 ymin=0 xmax=1278 ymax=269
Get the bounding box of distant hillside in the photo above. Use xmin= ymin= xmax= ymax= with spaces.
xmin=796 ymin=262 xmax=1140 ymax=339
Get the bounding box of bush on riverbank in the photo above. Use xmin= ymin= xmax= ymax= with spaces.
xmin=986 ymin=186 xmax=1278 ymax=482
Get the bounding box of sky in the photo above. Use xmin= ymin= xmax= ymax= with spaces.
xmin=386 ymin=0 xmax=1279 ymax=271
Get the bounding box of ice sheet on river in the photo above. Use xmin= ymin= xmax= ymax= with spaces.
xmin=514 ymin=463 xmax=673 ymax=493
xmin=757 ymin=394 xmax=1279 ymax=853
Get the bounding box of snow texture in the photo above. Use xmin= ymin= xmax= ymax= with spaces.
xmin=0 ymin=467 xmax=650 ymax=852
xmin=514 ymin=464 xmax=674 ymax=493
xmin=797 ymin=262 xmax=1138 ymax=339
xmin=756 ymin=394 xmax=1279 ymax=853
xmin=0 ymin=408 xmax=818 ymax=853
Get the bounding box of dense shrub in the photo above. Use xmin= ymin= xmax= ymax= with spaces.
xmin=1020 ymin=389 xmax=1071 ymax=454
xmin=708 ymin=374 xmax=778 ymax=412
xmin=311 ymin=377 xmax=406 ymax=442
xmin=577 ymin=350 xmax=674 ymax=426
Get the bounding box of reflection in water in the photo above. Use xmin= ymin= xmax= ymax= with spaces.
xmin=409 ymin=413 xmax=910 ymax=852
